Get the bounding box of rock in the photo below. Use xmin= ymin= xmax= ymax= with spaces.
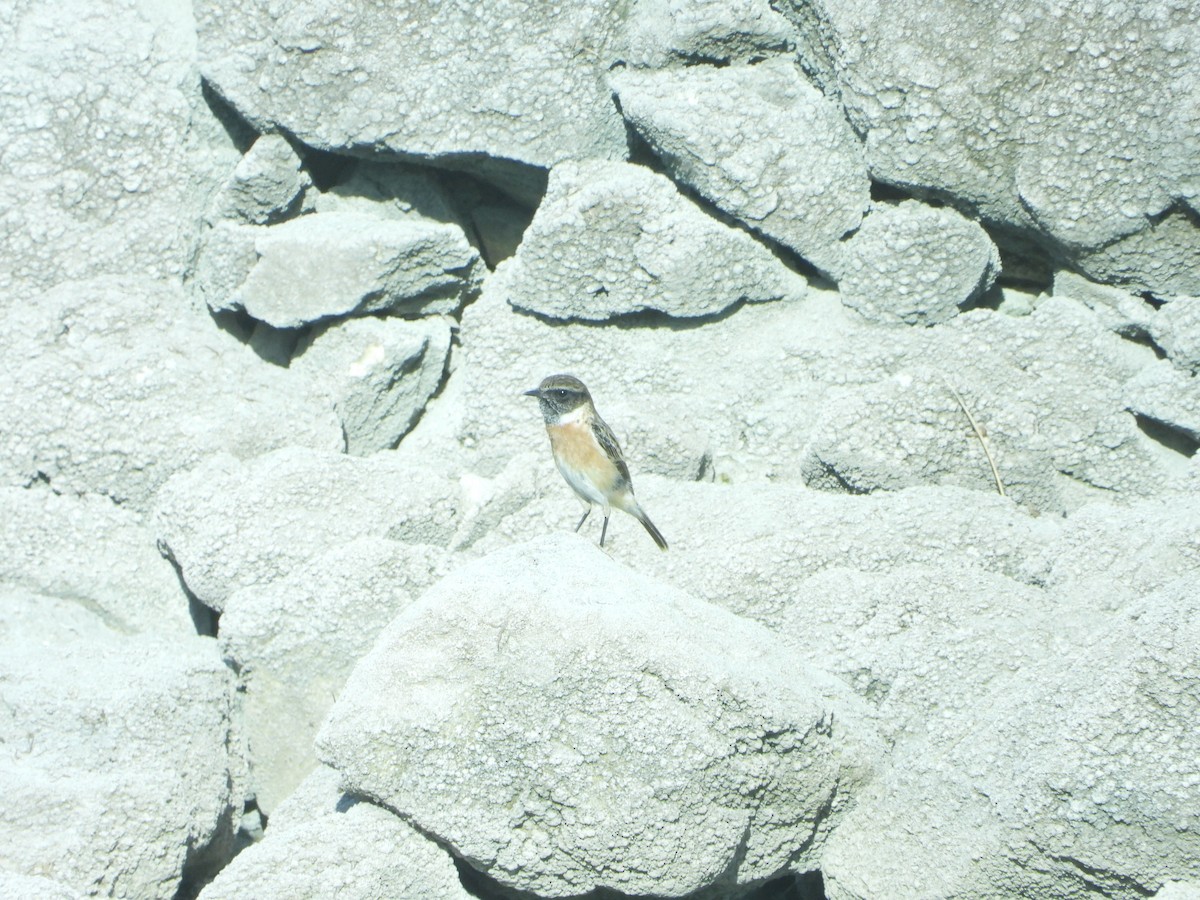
xmin=781 ymin=0 xmax=1199 ymax=296
xmin=499 ymin=159 xmax=804 ymax=320
xmin=198 ymin=766 xmax=472 ymax=900
xmin=0 ymin=871 xmax=82 ymax=900
xmin=0 ymin=276 xmax=342 ymax=509
xmin=1153 ymin=298 xmax=1200 ymax=374
xmin=207 ymin=133 xmax=310 ymax=225
xmin=611 ymin=59 xmax=869 ymax=276
xmin=1052 ymin=269 xmax=1157 ymax=340
xmin=0 ymin=586 xmax=242 ymax=899
xmin=1123 ymin=363 xmax=1200 ymax=444
xmin=219 ymin=537 xmax=450 ymax=814
xmin=802 ymin=296 xmax=1168 ymax=513
xmin=1157 ymin=883 xmax=1200 ymax=900
xmin=822 ymin=574 xmax=1200 ymax=898
xmin=223 ymin=212 xmax=482 ymax=328
xmin=837 ymin=200 xmax=1001 ymax=326
xmin=1 ymin=0 xmax=237 ymax=295
xmin=318 ymin=535 xmax=878 ymax=898
xmin=621 ymin=0 xmax=796 ymax=66
xmin=291 ymin=315 xmax=452 ymax=455
xmin=478 ymin=479 xmax=1059 ymax=629
xmin=1073 ymin=209 xmax=1200 ymax=298
xmin=0 ymin=486 xmax=193 ymax=637
xmin=197 ymin=0 xmax=630 ymax=169
xmin=154 ymin=446 xmax=459 ymax=613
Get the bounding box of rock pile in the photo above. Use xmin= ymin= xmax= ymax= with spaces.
xmin=2 ymin=0 xmax=1197 ymax=898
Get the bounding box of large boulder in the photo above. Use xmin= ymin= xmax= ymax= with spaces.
xmin=318 ymin=535 xmax=879 ymax=897
xmin=778 ymin=0 xmax=1200 ymax=295
xmin=0 ymin=0 xmax=236 ymax=295
xmin=198 ymin=212 xmax=482 ymax=327
xmin=219 ymin=537 xmax=450 ymax=814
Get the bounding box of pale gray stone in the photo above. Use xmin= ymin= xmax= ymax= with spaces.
xmin=229 ymin=212 xmax=482 ymax=328
xmin=0 ymin=871 xmax=82 ymax=900
xmin=207 ymin=133 xmax=310 ymax=225
xmin=1123 ymin=362 xmax=1200 ymax=443
xmin=1073 ymin=209 xmax=1200 ymax=297
xmin=219 ymin=538 xmax=449 ymax=814
xmin=499 ymin=159 xmax=805 ymax=320
xmin=318 ymin=536 xmax=879 ymax=898
xmin=0 ymin=0 xmax=237 ymax=296
xmin=838 ymin=200 xmax=1000 ymax=326
xmin=611 ymin=59 xmax=869 ymax=276
xmin=0 ymin=587 xmax=242 ymax=899
xmin=0 ymin=486 xmax=193 ymax=637
xmin=291 ymin=315 xmax=452 ymax=455
xmin=821 ymin=574 xmax=1200 ymax=898
xmin=198 ymin=766 xmax=472 ymax=900
xmin=1153 ymin=298 xmax=1200 ymax=374
xmin=0 ymin=276 xmax=342 ymax=509
xmin=782 ymin=0 xmax=1198 ymax=289
xmin=154 ymin=446 xmax=459 ymax=613
xmin=621 ymin=0 xmax=796 ymax=66
xmin=197 ymin=0 xmax=630 ymax=169
xmin=313 ymin=161 xmax=463 ymax=227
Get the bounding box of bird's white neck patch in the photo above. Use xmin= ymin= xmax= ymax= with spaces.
xmin=552 ymin=404 xmax=590 ymax=427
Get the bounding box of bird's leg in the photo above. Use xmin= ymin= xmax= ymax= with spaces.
xmin=574 ymin=507 xmax=591 ymax=533
xmin=599 ymin=512 xmax=609 ymax=547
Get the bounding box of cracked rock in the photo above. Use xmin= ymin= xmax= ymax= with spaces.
xmin=318 ymin=535 xmax=878 ymax=898
xmin=198 ymin=765 xmax=472 ymax=900
xmin=207 ymin=133 xmax=310 ymax=225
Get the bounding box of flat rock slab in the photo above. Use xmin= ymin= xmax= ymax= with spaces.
xmin=198 ymin=766 xmax=472 ymax=900
xmin=500 ymin=159 xmax=804 ymax=320
xmin=0 ymin=486 xmax=193 ymax=636
xmin=318 ymin=535 xmax=878 ymax=898
xmin=611 ymin=59 xmax=869 ymax=276
xmin=197 ymin=0 xmax=630 ymax=167
xmin=209 ymin=212 xmax=481 ymax=327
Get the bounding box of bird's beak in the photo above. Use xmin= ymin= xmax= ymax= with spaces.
xmin=522 ymin=388 xmax=540 ymax=397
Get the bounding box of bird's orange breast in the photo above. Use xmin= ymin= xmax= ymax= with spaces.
xmin=546 ymin=421 xmax=621 ymax=492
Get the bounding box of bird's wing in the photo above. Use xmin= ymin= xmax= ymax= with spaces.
xmin=591 ymin=415 xmax=632 ymax=489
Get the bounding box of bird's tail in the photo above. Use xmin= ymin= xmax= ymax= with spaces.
xmin=633 ymin=506 xmax=668 ymax=551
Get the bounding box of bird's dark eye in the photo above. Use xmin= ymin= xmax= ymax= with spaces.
xmin=555 ymin=389 xmax=569 ymax=399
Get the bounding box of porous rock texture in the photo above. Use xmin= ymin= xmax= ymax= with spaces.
xmin=5 ymin=0 xmax=1200 ymax=897
xmin=317 ymin=536 xmax=878 ymax=898
xmin=197 ymin=766 xmax=472 ymax=900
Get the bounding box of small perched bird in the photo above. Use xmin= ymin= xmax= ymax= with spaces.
xmin=524 ymin=374 xmax=668 ymax=550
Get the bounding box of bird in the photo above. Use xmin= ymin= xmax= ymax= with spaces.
xmin=524 ymin=374 xmax=668 ymax=550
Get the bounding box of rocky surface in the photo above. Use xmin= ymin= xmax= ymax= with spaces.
xmin=4 ymin=0 xmax=1199 ymax=898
